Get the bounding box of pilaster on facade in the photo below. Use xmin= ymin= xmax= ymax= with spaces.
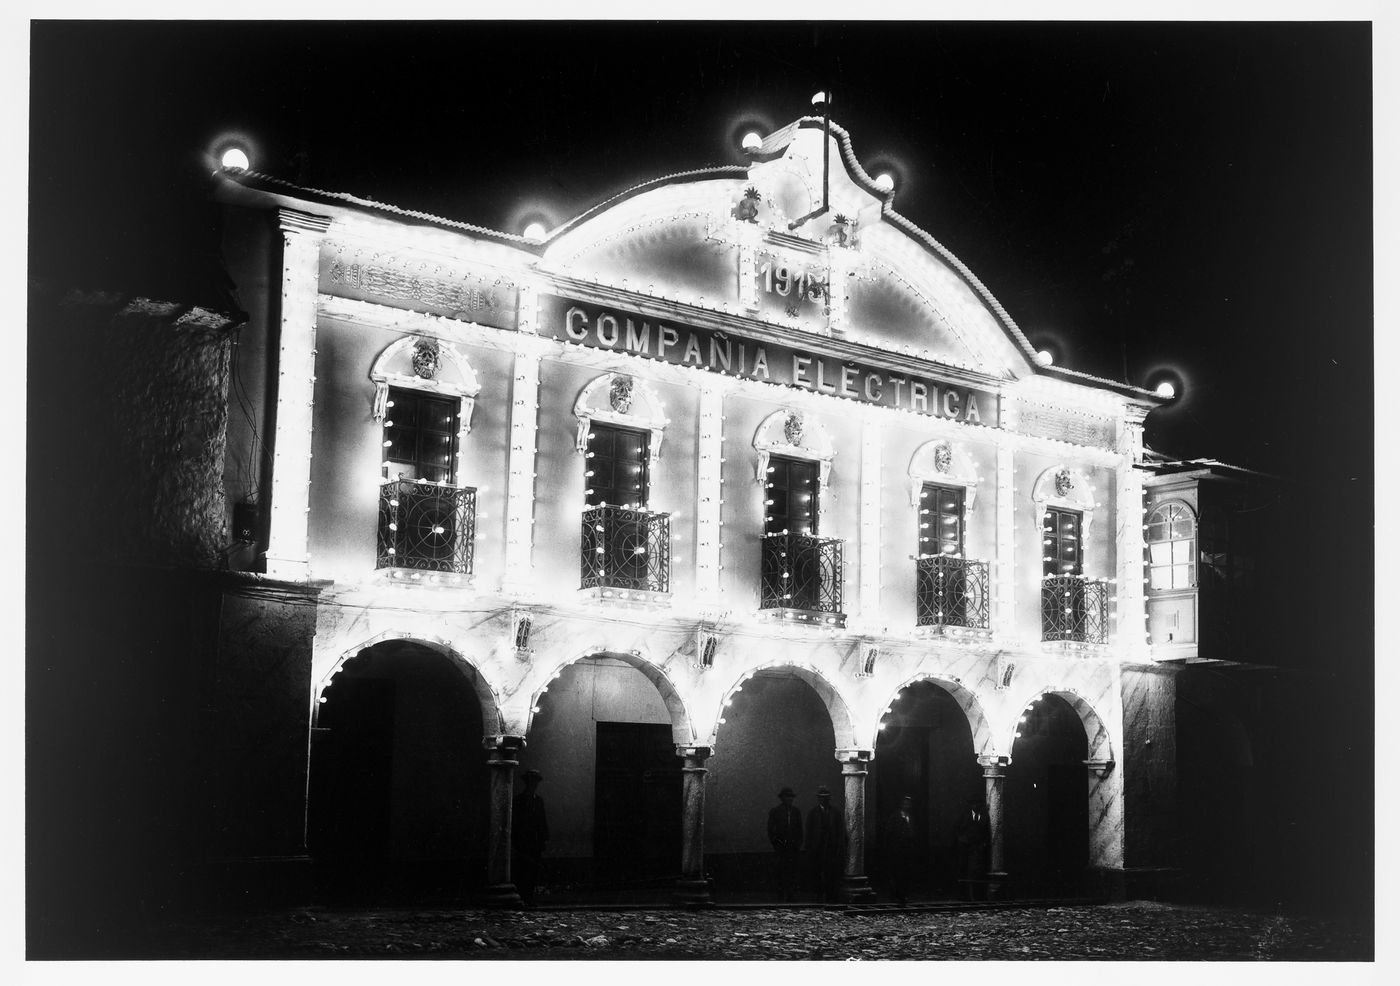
xmin=503 ymin=346 xmax=543 ymax=595
xmin=265 ymin=208 xmax=332 ymax=581
xmin=993 ymin=442 xmax=1017 ymax=642
xmin=858 ymin=415 xmax=882 ymax=622
xmin=1115 ymin=407 xmax=1150 ymax=660
xmin=694 ymin=380 xmax=726 ymax=609
xmin=738 ymin=232 xmax=759 ymax=313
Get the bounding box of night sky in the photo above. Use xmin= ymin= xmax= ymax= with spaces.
xmin=29 ymin=20 xmax=1373 ymax=487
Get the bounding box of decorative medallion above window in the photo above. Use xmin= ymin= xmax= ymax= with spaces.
xmin=782 ymin=410 xmax=805 ymax=447
xmin=1031 ymin=464 xmax=1098 ymax=546
xmin=753 ymin=407 xmax=835 ymax=490
xmin=608 ymin=374 xmax=635 ymax=413
xmin=573 ymin=372 xmax=668 ymax=475
xmin=907 ymin=439 xmax=980 ymax=509
xmin=370 ymin=335 xmax=480 ymax=429
xmin=410 ymin=337 xmax=441 ymax=379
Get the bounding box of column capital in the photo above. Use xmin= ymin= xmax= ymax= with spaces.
xmin=676 ymin=745 xmax=713 ymax=760
xmin=978 ymin=754 xmax=1011 ymax=775
xmin=836 ymin=748 xmax=874 ymax=766
xmin=483 ymin=734 xmax=527 ymax=757
xmin=1084 ymin=758 xmax=1115 ymax=777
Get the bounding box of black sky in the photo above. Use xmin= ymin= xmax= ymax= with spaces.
xmin=29 ymin=20 xmax=1373 ymax=486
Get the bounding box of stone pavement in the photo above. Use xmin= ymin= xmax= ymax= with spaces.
xmin=144 ymin=900 xmax=1371 ymax=961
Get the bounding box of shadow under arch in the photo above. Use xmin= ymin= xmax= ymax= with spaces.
xmin=316 ymin=631 xmax=506 ymax=738
xmin=1004 ymin=685 xmax=1114 ymax=766
xmin=712 ymin=660 xmax=856 ymax=750
xmin=869 ymin=673 xmax=997 ymax=757
xmin=527 ymin=645 xmax=696 ymax=746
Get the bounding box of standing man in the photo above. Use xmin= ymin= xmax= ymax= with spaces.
xmin=767 ymin=786 xmax=803 ymax=902
xmin=512 ymin=769 xmax=548 ymax=906
xmin=883 ymin=795 xmax=917 ymax=906
xmin=805 ymin=785 xmax=844 ymax=902
xmin=954 ymin=797 xmax=991 ymax=900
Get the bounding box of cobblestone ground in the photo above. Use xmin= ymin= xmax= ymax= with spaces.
xmin=151 ymin=901 xmax=1371 ymax=961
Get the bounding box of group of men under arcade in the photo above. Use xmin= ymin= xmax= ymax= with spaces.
xmin=509 ymin=771 xmax=990 ymax=905
xmin=767 ymin=786 xmax=991 ymax=905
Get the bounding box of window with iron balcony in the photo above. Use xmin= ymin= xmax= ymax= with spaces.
xmin=579 ymin=422 xmax=671 ymax=596
xmin=1039 ymin=506 xmax=1107 ymax=644
xmin=915 ymin=482 xmax=989 ymax=632
xmin=758 ymin=454 xmax=844 ymax=627
xmin=376 ymin=387 xmax=476 ymax=578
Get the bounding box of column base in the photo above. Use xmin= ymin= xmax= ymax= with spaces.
xmin=841 ymin=875 xmax=876 ymax=904
xmin=672 ymin=878 xmax=715 ymax=908
xmin=987 ymin=871 xmax=1009 ymax=900
xmin=482 ymin=882 xmax=524 ymax=908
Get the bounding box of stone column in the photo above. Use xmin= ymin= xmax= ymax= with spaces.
xmin=265 ymin=208 xmax=331 ymax=581
xmin=483 ymin=735 xmax=525 ymax=908
xmin=673 ymin=745 xmax=714 ymax=907
xmin=980 ymin=755 xmax=1008 ymax=899
xmin=836 ymin=749 xmax=876 ymax=903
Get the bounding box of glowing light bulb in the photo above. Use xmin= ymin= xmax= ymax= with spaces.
xmin=742 ymin=131 xmax=762 ymax=151
xmin=220 ymin=146 xmax=249 ymax=170
xmin=874 ymin=172 xmax=895 ymax=193
xmin=523 ymin=221 xmax=547 ymax=242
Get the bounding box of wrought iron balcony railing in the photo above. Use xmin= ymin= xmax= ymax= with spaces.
xmin=916 ymin=555 xmax=990 ymax=630
xmin=760 ymin=532 xmax=845 ymax=624
xmin=377 ymin=479 xmax=477 ymax=575
xmin=1041 ymin=574 xmax=1109 ymax=644
xmin=580 ymin=505 xmax=671 ymax=594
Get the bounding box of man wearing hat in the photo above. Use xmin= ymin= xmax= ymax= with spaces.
xmin=805 ymin=785 xmax=844 ymax=902
xmin=766 ymin=786 xmax=802 ymax=902
xmin=513 ymin=769 xmax=548 ymax=905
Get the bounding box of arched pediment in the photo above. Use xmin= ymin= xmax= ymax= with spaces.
xmin=537 ymin=119 xmax=1049 ymax=384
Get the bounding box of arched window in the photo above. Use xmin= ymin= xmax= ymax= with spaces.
xmin=1146 ymin=501 xmax=1197 ymax=591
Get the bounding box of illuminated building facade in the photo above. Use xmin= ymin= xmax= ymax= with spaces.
xmin=129 ymin=112 xmax=1332 ymax=909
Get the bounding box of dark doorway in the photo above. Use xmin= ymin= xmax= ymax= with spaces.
xmin=593 ymin=722 xmax=682 ymax=886
xmin=1006 ymin=694 xmax=1089 ymax=895
xmin=873 ymin=681 xmax=982 ymax=899
xmin=307 ymin=643 xmax=488 ymax=902
xmin=309 ymin=676 xmax=395 ymax=896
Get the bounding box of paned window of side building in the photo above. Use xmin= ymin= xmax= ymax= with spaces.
xmin=1146 ymin=501 xmax=1197 ymax=590
xmin=585 ymin=423 xmax=650 ymax=507
xmin=919 ymin=483 xmax=965 ymax=557
xmin=765 ymin=455 xmax=820 ymax=536
xmin=383 ymin=386 xmax=458 ymax=483
xmin=1042 ymin=506 xmax=1083 ymax=576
